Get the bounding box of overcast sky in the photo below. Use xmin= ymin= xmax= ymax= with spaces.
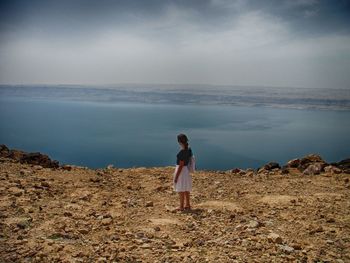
xmin=0 ymin=0 xmax=349 ymax=89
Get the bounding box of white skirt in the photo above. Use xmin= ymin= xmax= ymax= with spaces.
xmin=173 ymin=165 xmax=192 ymax=192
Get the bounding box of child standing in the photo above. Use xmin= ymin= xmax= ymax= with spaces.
xmin=173 ymin=133 xmax=193 ymax=211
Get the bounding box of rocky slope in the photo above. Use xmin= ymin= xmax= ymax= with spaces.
xmin=0 ymin=146 xmax=349 ymax=262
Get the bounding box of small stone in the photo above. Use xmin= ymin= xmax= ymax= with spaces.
xmin=326 ymin=239 xmax=334 ymax=244
xmin=280 ymin=245 xmax=294 ymax=254
xmin=267 ymin=233 xmax=283 ymax=244
xmin=154 ymin=226 xmax=161 ymax=231
xmin=19 ymin=169 xmax=31 ymax=176
xmin=101 ymin=218 xmax=112 ymax=225
xmin=41 ymin=181 xmax=50 ymax=188
xmin=79 ymin=229 xmax=89 ymax=234
xmin=17 ymin=218 xmax=32 ymax=229
xmin=135 ymin=232 xmax=145 ymax=238
xmin=196 ymin=239 xmax=205 ymax=246
xmin=62 ymin=165 xmax=72 ymax=171
xmin=247 ymin=220 xmax=260 ymax=228
xmin=291 ymin=243 xmax=302 ymax=250
xmin=145 ymin=201 xmax=154 ymax=207
xmin=64 ymin=212 xmax=72 ymax=217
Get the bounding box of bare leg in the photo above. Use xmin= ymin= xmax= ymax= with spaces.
xmin=178 ymin=192 xmax=185 ymax=210
xmin=184 ymin=191 xmax=191 ymax=209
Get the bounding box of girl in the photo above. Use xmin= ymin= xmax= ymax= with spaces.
xmin=173 ymin=133 xmax=193 ymax=211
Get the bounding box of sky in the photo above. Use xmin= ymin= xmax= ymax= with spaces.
xmin=0 ymin=0 xmax=350 ymax=89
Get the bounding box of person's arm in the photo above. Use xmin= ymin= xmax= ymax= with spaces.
xmin=174 ymin=160 xmax=184 ymax=183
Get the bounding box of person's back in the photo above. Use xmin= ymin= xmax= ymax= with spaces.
xmin=173 ymin=134 xmax=193 ymax=211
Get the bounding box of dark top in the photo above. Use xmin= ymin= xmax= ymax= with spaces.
xmin=176 ymin=147 xmax=193 ymax=166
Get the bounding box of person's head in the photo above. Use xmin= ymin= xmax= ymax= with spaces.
xmin=177 ymin=133 xmax=189 ymax=149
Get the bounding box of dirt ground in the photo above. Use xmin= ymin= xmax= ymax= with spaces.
xmin=0 ymin=159 xmax=349 ymax=262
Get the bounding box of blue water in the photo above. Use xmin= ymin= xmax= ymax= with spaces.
xmin=0 ymin=97 xmax=349 ymax=170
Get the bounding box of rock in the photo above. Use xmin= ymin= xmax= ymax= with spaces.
xmin=17 ymin=218 xmax=32 ymax=229
xmin=20 ymin=152 xmax=59 ymax=168
xmin=303 ymin=163 xmax=324 ymax=175
xmin=279 ymin=245 xmax=294 ymax=254
xmin=263 ymin=162 xmax=281 ymax=171
xmin=324 ymin=165 xmax=341 ymax=174
xmin=154 ymin=226 xmax=161 ymax=231
xmin=291 ymin=243 xmax=302 ymax=250
xmin=0 ymin=144 xmax=10 ymax=156
xmin=9 ymin=187 xmax=23 ymax=197
xmin=231 ymin=168 xmax=241 ymax=174
xmin=101 ymin=218 xmax=112 ymax=225
xmin=267 ymin=233 xmax=283 ymax=244
xmin=238 ymin=170 xmax=246 ymax=176
xmin=246 ymin=171 xmax=255 ymax=177
xmin=286 ymin=158 xmax=300 ymax=168
xmin=33 ymin=165 xmax=43 ymax=170
xmin=281 ymin=166 xmax=289 ymax=174
xmin=145 ymin=201 xmax=154 ymax=207
xmin=247 ymin=220 xmax=260 ymax=228
xmin=20 ymin=169 xmax=32 ymax=176
xmin=195 ymin=239 xmax=205 ymax=246
xmin=258 ymin=167 xmax=268 ymax=175
xmin=64 ymin=212 xmax=72 ymax=217
xmin=61 ymin=165 xmax=73 ymax=171
xmin=79 ymin=229 xmax=89 ymax=235
xmin=40 ymin=181 xmax=50 ymax=188
xmin=299 ymin=154 xmax=326 ymax=171
xmin=334 ymin=158 xmax=350 ymax=172
xmin=135 ymin=232 xmax=145 ymax=238
xmin=8 ymin=149 xmax=26 ymax=161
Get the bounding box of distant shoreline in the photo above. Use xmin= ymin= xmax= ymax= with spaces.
xmin=1 ymin=84 xmax=350 ymax=111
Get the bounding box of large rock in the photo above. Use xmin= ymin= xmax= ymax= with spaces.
xmin=0 ymin=144 xmax=10 ymax=156
xmin=20 ymin=152 xmax=59 ymax=168
xmin=324 ymin=165 xmax=342 ymax=174
xmin=286 ymin=158 xmax=300 ymax=168
xmin=0 ymin=145 xmax=59 ymax=168
xmin=303 ymin=163 xmax=324 ymax=175
xmin=7 ymin=150 xmax=26 ymax=161
xmin=263 ymin=162 xmax=281 ymax=170
xmin=299 ymin=154 xmax=326 ymax=171
xmin=334 ymin=158 xmax=350 ymax=174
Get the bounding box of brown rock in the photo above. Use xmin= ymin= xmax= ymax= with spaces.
xmin=267 ymin=233 xmax=283 ymax=244
xmin=145 ymin=201 xmax=154 ymax=207
xmin=101 ymin=218 xmax=112 ymax=225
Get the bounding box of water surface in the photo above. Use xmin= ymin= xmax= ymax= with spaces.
xmin=1 ymin=96 xmax=349 ymax=170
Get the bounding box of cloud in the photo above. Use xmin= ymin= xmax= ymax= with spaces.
xmin=0 ymin=0 xmax=349 ymax=88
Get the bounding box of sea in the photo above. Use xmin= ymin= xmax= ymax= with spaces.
xmin=1 ymin=84 xmax=350 ymax=170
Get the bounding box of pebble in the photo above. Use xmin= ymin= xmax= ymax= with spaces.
xmin=267 ymin=233 xmax=283 ymax=244
xmin=247 ymin=220 xmax=260 ymax=228
xmin=145 ymin=201 xmax=154 ymax=207
xmin=279 ymin=245 xmax=294 ymax=254
xmin=101 ymin=218 xmax=112 ymax=225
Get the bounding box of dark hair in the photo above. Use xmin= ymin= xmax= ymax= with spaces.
xmin=177 ymin=133 xmax=189 ymax=149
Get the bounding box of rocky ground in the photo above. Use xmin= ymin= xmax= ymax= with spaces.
xmin=0 ymin=152 xmax=349 ymax=262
